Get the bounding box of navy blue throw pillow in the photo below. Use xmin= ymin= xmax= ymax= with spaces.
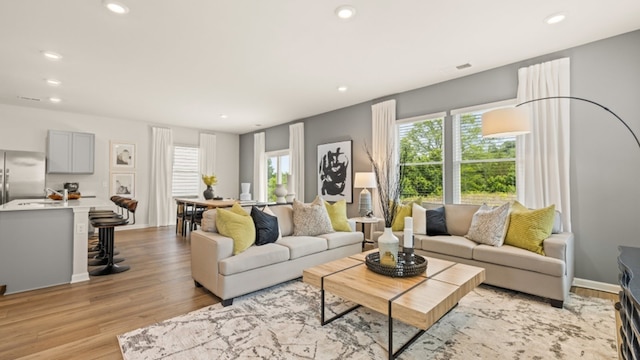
xmin=426 ymin=206 xmax=450 ymax=236
xmin=250 ymin=206 xmax=279 ymax=245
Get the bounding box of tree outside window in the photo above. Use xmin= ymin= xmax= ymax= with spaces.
xmin=266 ymin=151 xmax=290 ymax=202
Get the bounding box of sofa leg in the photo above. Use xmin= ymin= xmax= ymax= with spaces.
xmin=221 ymin=298 xmax=233 ymax=307
xmin=550 ymin=299 xmax=563 ymax=308
xmin=194 ymin=280 xmax=203 ymax=288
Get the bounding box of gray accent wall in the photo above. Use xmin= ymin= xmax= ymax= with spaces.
xmin=240 ymin=30 xmax=640 ymax=285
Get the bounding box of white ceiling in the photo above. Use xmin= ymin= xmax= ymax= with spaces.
xmin=1 ymin=1 xmax=639 ymax=134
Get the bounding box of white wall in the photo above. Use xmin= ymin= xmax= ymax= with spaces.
xmin=0 ymin=103 xmax=239 ymax=228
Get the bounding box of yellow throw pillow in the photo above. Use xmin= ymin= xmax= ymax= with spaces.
xmin=504 ymin=201 xmax=555 ymax=255
xmin=391 ymin=202 xmax=413 ymax=231
xmin=216 ymin=203 xmax=255 ymax=255
xmin=324 ymin=200 xmax=352 ymax=232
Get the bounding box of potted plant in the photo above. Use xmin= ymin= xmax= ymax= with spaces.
xmin=202 ymin=174 xmax=217 ymax=200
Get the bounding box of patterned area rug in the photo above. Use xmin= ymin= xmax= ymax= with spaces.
xmin=118 ymin=280 xmax=617 ymax=359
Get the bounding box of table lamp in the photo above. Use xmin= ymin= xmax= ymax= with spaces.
xmin=354 ymin=172 xmax=377 ymax=217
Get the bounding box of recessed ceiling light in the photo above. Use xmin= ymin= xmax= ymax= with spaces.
xmin=545 ymin=13 xmax=566 ymax=25
xmin=220 ymin=114 xmax=228 ymax=119
xmin=255 ymin=124 xmax=262 ymax=127
xmin=49 ymin=97 xmax=62 ymax=103
xmin=42 ymin=51 xmax=63 ymax=61
xmin=337 ymin=85 xmax=348 ymax=92
xmin=335 ymin=5 xmax=356 ymax=20
xmin=103 ymin=1 xmax=129 ymax=15
xmin=46 ymin=79 xmax=61 ymax=86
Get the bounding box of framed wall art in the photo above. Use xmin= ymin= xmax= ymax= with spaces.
xmin=111 ymin=172 xmax=135 ymax=198
xmin=317 ymin=140 xmax=352 ymax=203
xmin=110 ymin=141 xmax=135 ymax=169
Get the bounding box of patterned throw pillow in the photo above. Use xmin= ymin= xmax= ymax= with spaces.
xmin=292 ymin=196 xmax=334 ymax=236
xmin=216 ymin=203 xmax=255 ymax=255
xmin=200 ymin=209 xmax=217 ymax=232
xmin=504 ymin=201 xmax=556 ymax=255
xmin=465 ymin=202 xmax=511 ymax=246
xmin=324 ymin=200 xmax=352 ymax=232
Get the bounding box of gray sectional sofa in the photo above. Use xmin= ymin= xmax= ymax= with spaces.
xmin=190 ymin=204 xmax=363 ymax=306
xmin=372 ymin=203 xmax=574 ymax=308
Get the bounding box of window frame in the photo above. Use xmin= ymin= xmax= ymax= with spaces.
xmin=265 ymin=149 xmax=291 ymax=201
xmin=171 ymin=144 xmax=200 ymax=198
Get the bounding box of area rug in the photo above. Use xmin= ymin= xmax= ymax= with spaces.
xmin=118 ymin=280 xmax=617 ymax=359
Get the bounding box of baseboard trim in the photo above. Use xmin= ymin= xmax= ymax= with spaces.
xmin=573 ymin=277 xmax=620 ymax=294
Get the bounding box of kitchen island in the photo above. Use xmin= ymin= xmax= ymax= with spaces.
xmin=0 ymin=197 xmax=111 ymax=294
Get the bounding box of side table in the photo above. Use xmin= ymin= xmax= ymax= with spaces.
xmin=350 ymin=216 xmax=380 ymax=250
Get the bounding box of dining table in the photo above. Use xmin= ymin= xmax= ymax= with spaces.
xmin=175 ymin=197 xmax=237 ymax=236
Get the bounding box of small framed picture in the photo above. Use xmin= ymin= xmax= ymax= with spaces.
xmin=111 ymin=172 xmax=135 ymax=198
xmin=111 ymin=141 xmax=135 ymax=169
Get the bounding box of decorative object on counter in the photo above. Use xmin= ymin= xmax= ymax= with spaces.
xmin=63 ymin=182 xmax=79 ymax=192
xmin=239 ymin=183 xmax=251 ymax=201
xmin=286 ymin=174 xmax=295 ymax=203
xmin=354 ymin=172 xmax=377 ymax=217
xmin=317 ymin=140 xmax=353 ymax=203
xmin=274 ymin=183 xmax=287 ymax=204
xmin=365 ymin=251 xmax=427 ymax=277
xmin=403 ymin=216 xmax=413 ymax=248
xmin=377 ymin=227 xmax=399 ymax=267
xmin=110 ymin=141 xmax=136 ymax=169
xmin=202 ymin=174 xmax=217 ymax=200
xmin=111 ymin=172 xmax=135 ymax=198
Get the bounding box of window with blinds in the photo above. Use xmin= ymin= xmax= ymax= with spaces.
xmin=172 ymin=145 xmax=200 ymax=197
xmin=453 ymin=106 xmax=517 ymax=205
xmin=397 ymin=115 xmax=445 ymax=203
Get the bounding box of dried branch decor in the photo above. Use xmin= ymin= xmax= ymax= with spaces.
xmin=365 ymin=145 xmax=407 ymax=228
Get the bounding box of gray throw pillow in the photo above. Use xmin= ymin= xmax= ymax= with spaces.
xmin=465 ymin=202 xmax=511 ymax=246
xmin=292 ymin=197 xmax=334 ymax=236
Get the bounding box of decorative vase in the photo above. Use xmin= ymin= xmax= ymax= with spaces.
xmin=274 ymin=183 xmax=287 ymax=203
xmin=378 ymin=227 xmax=399 ymax=267
xmin=203 ymin=185 xmax=214 ymax=200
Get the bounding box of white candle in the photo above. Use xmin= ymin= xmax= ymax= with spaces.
xmin=404 ymin=216 xmax=413 ymax=248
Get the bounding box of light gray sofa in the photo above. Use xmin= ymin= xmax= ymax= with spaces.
xmin=372 ymin=203 xmax=574 ymax=308
xmin=191 ymin=204 xmax=363 ymax=306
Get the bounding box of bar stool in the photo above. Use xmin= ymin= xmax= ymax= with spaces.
xmin=88 ymin=209 xmax=122 ymax=255
xmin=89 ymin=217 xmax=130 ymax=276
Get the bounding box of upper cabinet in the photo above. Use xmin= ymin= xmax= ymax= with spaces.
xmin=47 ymin=130 xmax=95 ymax=174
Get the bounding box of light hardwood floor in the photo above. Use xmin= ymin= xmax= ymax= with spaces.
xmin=0 ymin=226 xmax=618 ymax=359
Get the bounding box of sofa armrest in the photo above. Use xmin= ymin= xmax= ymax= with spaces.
xmin=190 ymin=230 xmax=234 ymax=295
xmin=543 ymin=232 xmax=574 ymax=278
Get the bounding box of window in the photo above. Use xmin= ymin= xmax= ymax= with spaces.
xmin=397 ymin=114 xmax=445 ymax=203
xmin=172 ymin=145 xmax=200 ymax=197
xmin=453 ymin=102 xmax=517 ymax=205
xmin=266 ymin=150 xmax=290 ymax=202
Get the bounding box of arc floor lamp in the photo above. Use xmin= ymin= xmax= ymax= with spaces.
xmin=481 ymin=96 xmax=640 ymax=150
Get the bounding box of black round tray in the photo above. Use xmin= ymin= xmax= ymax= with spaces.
xmin=365 ymin=252 xmax=427 ymax=277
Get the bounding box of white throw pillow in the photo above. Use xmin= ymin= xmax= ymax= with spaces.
xmin=465 ymin=202 xmax=511 ymax=246
xmin=200 ymin=209 xmax=217 ymax=232
xmin=412 ymin=203 xmax=427 ymax=235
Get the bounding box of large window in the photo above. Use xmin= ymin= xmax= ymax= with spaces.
xmin=453 ymin=102 xmax=517 ymax=205
xmin=171 ymin=145 xmax=200 ymax=197
xmin=266 ymin=150 xmax=290 ymax=202
xmin=397 ymin=114 xmax=445 ymax=203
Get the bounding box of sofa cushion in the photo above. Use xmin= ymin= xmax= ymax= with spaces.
xmin=216 ymin=203 xmax=256 ymax=255
xmin=276 ymin=236 xmax=328 ymax=260
xmin=465 ymin=202 xmax=511 ymax=247
xmin=318 ymin=231 xmax=362 ymax=250
xmin=416 ymin=235 xmax=476 ymax=259
xmin=444 ymin=204 xmax=480 ymax=236
xmin=218 ymin=243 xmax=290 ymax=275
xmin=504 ymin=201 xmax=555 ymax=255
xmin=292 ymin=197 xmax=334 ymax=236
xmin=426 ymin=206 xmax=450 ymax=236
xmin=251 ymin=206 xmax=280 ymax=246
xmin=473 ymin=244 xmax=565 ymax=277
xmin=324 ymin=200 xmax=352 ymax=232
xmin=269 ymin=204 xmax=293 ymax=236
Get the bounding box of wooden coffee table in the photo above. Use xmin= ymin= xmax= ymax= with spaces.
xmin=303 ymin=251 xmax=486 ymax=360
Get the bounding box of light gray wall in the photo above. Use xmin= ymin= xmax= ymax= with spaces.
xmin=239 ymin=29 xmax=640 ymax=285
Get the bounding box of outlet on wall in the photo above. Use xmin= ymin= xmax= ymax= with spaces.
xmin=77 ymin=223 xmax=86 ymax=233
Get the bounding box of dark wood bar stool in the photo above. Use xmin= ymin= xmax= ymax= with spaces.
xmin=89 ymin=217 xmax=130 ymax=276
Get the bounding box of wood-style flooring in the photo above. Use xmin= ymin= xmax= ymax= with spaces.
xmin=0 ymin=226 xmax=618 ymax=359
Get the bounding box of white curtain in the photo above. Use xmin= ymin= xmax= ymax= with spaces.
xmin=253 ymin=132 xmax=266 ymax=202
xmin=516 ymin=57 xmax=571 ymax=231
xmin=289 ymin=122 xmax=304 ymax=202
xmin=199 ymin=133 xmax=217 ymax=194
xmin=148 ymin=127 xmax=174 ymax=227
xmin=371 ymin=99 xmax=397 ymax=218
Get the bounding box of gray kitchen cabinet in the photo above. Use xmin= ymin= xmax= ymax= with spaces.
xmin=47 ymin=130 xmax=95 ymax=174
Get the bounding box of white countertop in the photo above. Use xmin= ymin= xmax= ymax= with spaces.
xmin=1 ymin=197 xmax=112 ymax=212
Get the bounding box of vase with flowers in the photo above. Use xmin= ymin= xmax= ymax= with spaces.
xmin=202 ymin=174 xmax=217 ymax=200
xmin=365 ymin=146 xmax=406 ymax=267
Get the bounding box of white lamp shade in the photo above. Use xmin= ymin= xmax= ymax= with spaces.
xmin=354 ymin=172 xmax=377 ymax=189
xmin=482 ymin=107 xmax=531 ymax=138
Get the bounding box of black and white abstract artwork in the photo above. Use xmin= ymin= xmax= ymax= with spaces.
xmin=317 ymin=140 xmax=352 ymax=203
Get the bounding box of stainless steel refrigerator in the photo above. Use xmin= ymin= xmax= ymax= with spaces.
xmin=0 ymin=150 xmax=46 ymax=205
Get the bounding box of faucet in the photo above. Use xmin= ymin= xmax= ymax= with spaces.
xmin=46 ymin=188 xmax=68 ymax=203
